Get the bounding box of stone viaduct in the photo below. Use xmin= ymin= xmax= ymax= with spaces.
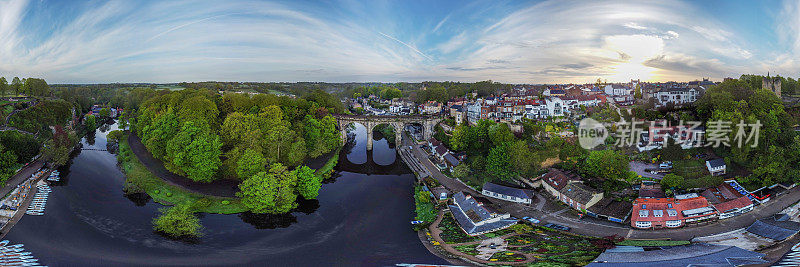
xmin=331 ymin=114 xmax=443 ymax=150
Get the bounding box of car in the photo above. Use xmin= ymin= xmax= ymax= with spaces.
xmin=522 ymin=216 xmax=540 ymax=224
xmin=659 ymin=162 xmax=673 ymax=169
xmin=543 ymin=223 xmax=571 ymax=231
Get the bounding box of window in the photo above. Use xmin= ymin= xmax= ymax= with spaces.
xmin=653 ymin=210 xmax=663 ymax=217
xmin=666 ymin=220 xmax=682 ymax=228
xmin=641 ymin=204 xmax=646 ymax=209
xmin=635 ymin=221 xmax=652 ymax=228
xmin=667 ymin=203 xmax=672 ymax=208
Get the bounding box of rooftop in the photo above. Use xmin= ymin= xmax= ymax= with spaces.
xmin=588 ymin=243 xmax=766 ymax=267
xmin=560 ymin=182 xmax=602 ymax=204
xmin=482 ymin=182 xmax=534 ymax=200
xmin=747 ymin=214 xmax=800 ymax=241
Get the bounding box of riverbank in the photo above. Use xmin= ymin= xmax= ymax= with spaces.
xmin=118 ymin=132 xmax=247 ymax=214
xmin=0 ymin=170 xmax=50 ymax=239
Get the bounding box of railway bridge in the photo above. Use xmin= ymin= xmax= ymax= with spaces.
xmin=331 ymin=114 xmax=443 ymax=150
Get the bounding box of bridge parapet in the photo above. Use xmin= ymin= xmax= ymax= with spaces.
xmin=331 ymin=113 xmax=444 ymax=150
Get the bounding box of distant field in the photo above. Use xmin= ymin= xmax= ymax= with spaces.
xmin=154 ymin=85 xmax=185 ymax=91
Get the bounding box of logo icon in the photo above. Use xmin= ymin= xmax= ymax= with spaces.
xmin=578 ymin=118 xmax=607 ymax=149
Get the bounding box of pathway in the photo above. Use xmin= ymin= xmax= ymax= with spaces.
xmin=426 ymin=210 xmax=535 ymax=265
xmin=127 ymin=132 xmax=239 ymax=197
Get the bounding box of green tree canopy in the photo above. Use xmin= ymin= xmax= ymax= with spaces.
xmin=295 ymin=165 xmax=321 ymax=199
xmin=152 ymin=204 xmax=203 ymax=238
xmin=237 ymin=163 xmax=298 ymax=214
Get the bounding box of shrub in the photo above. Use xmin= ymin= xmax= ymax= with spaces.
xmin=152 ymin=204 xmax=203 ymax=238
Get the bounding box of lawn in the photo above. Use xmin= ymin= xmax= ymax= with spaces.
xmin=454 ymin=244 xmax=480 ymax=256
xmin=673 ymin=159 xmax=707 ymax=179
xmin=117 ymin=133 xmax=247 ymax=214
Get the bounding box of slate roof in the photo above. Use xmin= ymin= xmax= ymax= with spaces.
xmin=542 ymin=169 xmax=576 ymax=191
xmin=482 ymin=182 xmax=534 ymax=200
xmin=588 ymin=243 xmax=767 ymax=267
xmin=434 ymin=145 xmax=448 ymax=156
xmin=549 ymin=89 xmax=566 ymax=95
xmin=444 ymin=153 xmax=460 ymax=166
xmin=707 ymin=158 xmax=726 ymax=168
xmin=450 ymin=192 xmax=517 ymax=235
xmin=427 ymin=138 xmax=441 ymax=147
xmin=747 ymin=214 xmax=800 ymax=241
xmin=560 ymin=182 xmax=602 ymax=204
xmin=587 ymin=198 xmax=632 ymax=221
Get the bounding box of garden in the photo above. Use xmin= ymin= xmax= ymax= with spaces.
xmin=437 ymin=213 xmax=479 ymax=244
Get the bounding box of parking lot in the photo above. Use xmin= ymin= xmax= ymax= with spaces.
xmin=629 ymin=161 xmax=665 ymax=180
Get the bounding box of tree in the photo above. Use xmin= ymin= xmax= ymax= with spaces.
xmin=508 ymin=140 xmax=536 ymax=176
xmin=0 ymin=77 xmax=7 ymax=96
xmin=450 ymin=125 xmax=471 ymax=151
xmin=486 ymin=143 xmax=516 ymax=181
xmin=582 ymin=150 xmax=630 ymax=180
xmin=152 ymin=204 xmax=203 ymax=238
xmin=11 ymin=77 xmax=21 ymax=95
xmin=661 ymin=137 xmax=683 ymax=161
xmin=99 ymin=108 xmax=110 ymax=118
xmin=166 ymin=121 xmax=223 ymax=182
xmin=488 ymin=123 xmax=515 ymax=146
xmin=237 ymin=163 xmax=298 ymax=214
xmin=85 ymin=115 xmax=97 ymax=132
xmin=295 ymin=165 xmax=321 ymax=199
xmin=0 ymin=145 xmax=18 ymax=186
xmin=661 ymin=174 xmax=684 ymax=188
xmin=236 ymin=148 xmax=266 ymax=180
xmin=452 ymin=163 xmax=469 ymax=178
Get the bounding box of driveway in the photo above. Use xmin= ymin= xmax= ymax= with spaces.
xmin=629 ymin=161 xmax=665 ymax=180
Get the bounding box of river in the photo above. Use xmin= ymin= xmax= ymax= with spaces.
xmin=5 ymin=122 xmax=446 ymax=266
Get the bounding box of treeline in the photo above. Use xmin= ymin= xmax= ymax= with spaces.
xmin=0 ymin=77 xmax=50 ymax=97
xmin=9 ymin=99 xmax=72 ymax=134
xmin=739 ymin=74 xmax=798 ymax=96
xmin=695 ymin=77 xmax=800 ymax=187
xmin=414 ymin=81 xmax=512 ymax=104
xmin=344 ymin=85 xmax=403 ymax=99
xmin=133 ymin=88 xmax=341 ymax=179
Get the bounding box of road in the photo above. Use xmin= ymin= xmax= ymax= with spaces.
xmin=401 ymin=132 xmax=800 ymax=241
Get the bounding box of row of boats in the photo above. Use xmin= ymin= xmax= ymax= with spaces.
xmin=0 ymin=240 xmax=44 ymax=266
xmin=45 ymin=171 xmax=59 ymax=182
xmin=25 ymin=185 xmax=50 ymax=216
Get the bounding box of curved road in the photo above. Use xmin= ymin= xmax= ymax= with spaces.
xmin=401 ymin=132 xmax=800 ymax=241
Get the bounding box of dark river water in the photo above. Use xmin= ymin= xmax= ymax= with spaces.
xmin=6 ymin=122 xmax=446 ymax=266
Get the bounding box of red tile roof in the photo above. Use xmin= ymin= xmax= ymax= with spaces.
xmin=713 ymin=196 xmax=753 ymax=213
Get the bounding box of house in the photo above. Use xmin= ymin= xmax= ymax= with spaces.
xmin=481 ymin=182 xmax=534 ymax=204
xmin=630 ymin=195 xmax=717 ymax=229
xmin=540 ymin=169 xmax=574 ymax=199
xmin=701 ymin=183 xmax=754 ymax=220
xmin=654 ymin=87 xmax=700 ymax=107
xmin=448 ymin=192 xmax=518 ymax=236
xmin=586 ymin=198 xmax=632 ymax=224
xmin=706 ymin=158 xmax=726 ymax=176
xmin=449 ymin=105 xmax=465 ymax=125
xmin=545 ymin=97 xmax=566 ymax=117
xmin=604 ymin=84 xmax=631 ymax=96
xmin=466 ymin=103 xmax=482 ymax=125
xmin=422 ymin=101 xmax=442 ymax=114
xmin=631 ymin=198 xmax=683 ymax=229
xmin=559 ymin=183 xmax=604 ymax=212
xmin=674 ymin=194 xmax=718 ymax=224
xmin=443 ymin=153 xmax=460 ymax=171
xmin=433 ymin=145 xmax=449 ymax=161
xmin=747 ymin=214 xmax=800 ymax=241
xmin=588 ymin=243 xmax=767 ymax=267
xmin=426 ymin=137 xmax=441 ymax=150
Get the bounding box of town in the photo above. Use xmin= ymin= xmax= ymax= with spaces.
xmin=337 ymin=75 xmax=800 ymax=266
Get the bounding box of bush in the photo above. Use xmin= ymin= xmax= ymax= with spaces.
xmin=152 ymin=204 xmax=203 ymax=238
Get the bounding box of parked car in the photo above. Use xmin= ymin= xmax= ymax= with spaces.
xmin=543 ymin=223 xmax=571 ymax=231
xmin=522 ymin=217 xmax=540 ymax=224
xmin=659 ymin=161 xmax=673 ymax=169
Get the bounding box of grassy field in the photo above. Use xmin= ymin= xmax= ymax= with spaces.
xmin=117 ymin=133 xmax=247 ymax=214
xmin=673 ymin=159 xmax=706 ymax=179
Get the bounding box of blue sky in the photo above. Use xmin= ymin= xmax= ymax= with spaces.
xmin=0 ymin=0 xmax=798 ymax=84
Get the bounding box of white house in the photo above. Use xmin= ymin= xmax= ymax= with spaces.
xmin=449 ymin=192 xmax=518 ymax=236
xmin=604 ymin=84 xmax=632 ymax=96
xmin=706 ymin=159 xmax=726 ymax=176
xmin=654 ymin=87 xmax=700 ymax=107
xmin=546 ymin=97 xmax=566 ymax=117
xmin=481 ymin=182 xmax=534 ymax=204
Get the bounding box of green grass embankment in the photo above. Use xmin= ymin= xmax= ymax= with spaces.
xmin=315 ymin=146 xmax=341 ymax=180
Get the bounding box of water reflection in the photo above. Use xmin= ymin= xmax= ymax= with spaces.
xmin=5 ymin=119 xmax=446 ymax=266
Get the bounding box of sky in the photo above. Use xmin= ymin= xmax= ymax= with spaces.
xmin=0 ymin=0 xmax=798 ymax=84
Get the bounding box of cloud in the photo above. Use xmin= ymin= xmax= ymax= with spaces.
xmin=0 ymin=0 xmax=794 ymax=83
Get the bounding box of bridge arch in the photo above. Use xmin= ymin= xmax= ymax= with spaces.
xmin=332 ymin=114 xmax=443 ymax=150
